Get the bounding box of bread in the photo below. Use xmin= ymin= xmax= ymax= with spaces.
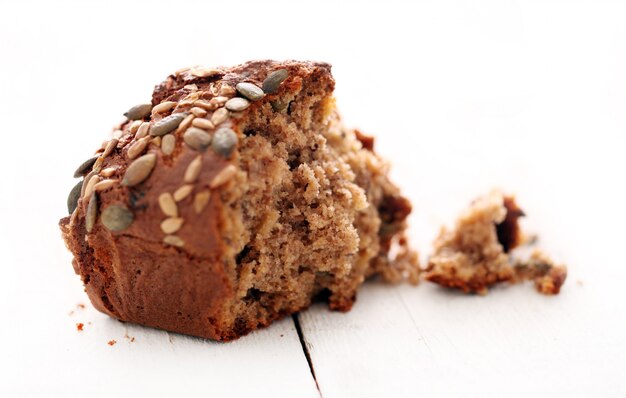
xmin=423 ymin=190 xmax=566 ymax=295
xmin=59 ymin=60 xmax=419 ymax=341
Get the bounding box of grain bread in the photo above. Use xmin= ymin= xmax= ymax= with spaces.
xmin=60 ymin=60 xmax=419 ymax=341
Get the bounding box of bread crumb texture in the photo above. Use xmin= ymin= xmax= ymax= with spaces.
xmin=424 ymin=190 xmax=567 ymax=295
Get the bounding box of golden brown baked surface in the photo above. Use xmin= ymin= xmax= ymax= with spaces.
xmin=424 ymin=190 xmax=567 ymax=295
xmin=60 ymin=60 xmax=419 ymax=341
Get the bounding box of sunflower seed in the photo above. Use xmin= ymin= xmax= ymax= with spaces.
xmin=150 ymin=113 xmax=187 ymax=136
xmin=102 ymin=139 xmax=119 ymax=158
xmin=158 ymin=192 xmax=178 ymax=217
xmin=211 ymin=96 xmax=229 ymax=106
xmin=67 ymin=180 xmax=83 ymax=214
xmin=128 ymin=120 xmax=143 ymax=134
xmin=236 ymin=82 xmax=264 ymax=101
xmin=92 ymin=156 xmax=104 ymax=173
xmin=160 ymin=217 xmax=184 ymax=234
xmin=83 ymin=174 xmax=100 ymax=199
xmin=151 ymin=136 xmax=161 ymax=147
xmin=190 ymin=107 xmax=208 ymax=117
xmin=152 ymin=101 xmax=177 ymax=115
xmin=101 ymin=166 xmax=118 ymax=178
xmin=190 ymin=67 xmax=221 ymax=78
xmin=184 ymin=84 xmax=198 ymax=91
xmin=211 ymin=128 xmax=238 ymax=158
xmin=112 ymin=130 xmax=123 ymax=140
xmin=191 ymin=118 xmax=214 ymax=130
xmin=184 ymin=155 xmax=202 ymax=183
xmin=80 ymin=170 xmax=97 ymax=197
xmin=193 ymin=100 xmax=216 ymax=111
xmin=225 ymin=97 xmax=250 ymax=112
xmin=183 ymin=127 xmax=212 ymax=151
xmin=219 ymin=85 xmax=236 ymax=97
xmin=163 ymin=235 xmax=185 ymax=247
xmin=211 ymin=108 xmax=229 ymax=125
xmin=93 ymin=179 xmax=118 ymax=192
xmin=176 ymin=113 xmax=195 ymax=134
xmin=135 ymin=122 xmax=151 ymax=139
xmin=127 ymin=136 xmax=150 ymax=159
xmin=173 ymin=184 xmax=193 ymax=201
xmin=162 ymin=134 xmax=176 ymax=155
xmin=122 ymin=153 xmax=157 ymax=186
xmin=101 ymin=205 xmax=134 ymax=232
xmin=124 ymin=103 xmax=152 ymax=120
xmin=85 ymin=193 xmax=98 ymax=233
xmin=210 ymin=164 xmax=237 ymax=188
xmin=73 ymin=157 xmax=98 ymax=178
xmin=194 ymin=190 xmax=211 ymax=214
xmin=262 ymin=69 xmax=289 ymax=94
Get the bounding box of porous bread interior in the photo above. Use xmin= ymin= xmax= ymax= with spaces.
xmin=214 ymin=72 xmax=411 ymax=334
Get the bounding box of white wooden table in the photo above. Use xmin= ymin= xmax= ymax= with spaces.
xmin=1 ymin=1 xmax=625 ymax=396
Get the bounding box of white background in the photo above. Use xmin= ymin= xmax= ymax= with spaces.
xmin=1 ymin=0 xmax=625 ymax=397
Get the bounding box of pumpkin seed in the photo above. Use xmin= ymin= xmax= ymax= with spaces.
xmin=85 ymin=193 xmax=98 ymax=233
xmin=194 ymin=190 xmax=211 ymax=214
xmin=191 ymin=118 xmax=214 ymax=130
xmin=122 ymin=153 xmax=157 ymax=186
xmin=124 ymin=103 xmax=152 ymax=120
xmin=67 ymin=180 xmax=83 ymax=214
xmin=225 ymin=97 xmax=250 ymax=112
xmin=211 ymin=128 xmax=238 ymax=158
xmin=173 ymin=184 xmax=193 ymax=201
xmin=236 ymin=82 xmax=264 ymax=101
xmin=262 ymin=69 xmax=289 ymax=94
xmin=162 ymin=134 xmax=176 ymax=155
xmin=101 ymin=205 xmax=134 ymax=232
xmin=73 ymin=157 xmax=98 ymax=178
xmin=211 ymin=108 xmax=229 ymax=125
xmin=210 ymin=165 xmax=237 ymax=188
xmin=151 ymin=101 xmax=176 ymax=115
xmin=150 ymin=113 xmax=187 ymax=136
xmin=160 ymin=217 xmax=184 ymax=234
xmin=158 ymin=192 xmax=178 ymax=217
xmin=183 ymin=127 xmax=212 ymax=151
xmin=127 ymin=136 xmax=150 ymax=159
xmin=184 ymin=155 xmax=202 ymax=183
xmin=163 ymin=235 xmax=185 ymax=247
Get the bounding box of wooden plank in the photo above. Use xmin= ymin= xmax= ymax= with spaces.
xmin=1 ymin=241 xmax=319 ymax=398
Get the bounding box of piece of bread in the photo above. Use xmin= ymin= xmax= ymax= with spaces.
xmin=424 ymin=190 xmax=566 ymax=295
xmin=60 ymin=60 xmax=419 ymax=341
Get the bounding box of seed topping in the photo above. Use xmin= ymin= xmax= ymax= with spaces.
xmin=183 ymin=127 xmax=212 ymax=151
xmin=67 ymin=180 xmax=83 ymax=214
xmin=236 ymin=82 xmax=264 ymax=101
xmin=85 ymin=193 xmax=98 ymax=233
xmin=163 ymin=235 xmax=185 ymax=247
xmin=124 ymin=103 xmax=152 ymax=120
xmin=210 ymin=164 xmax=237 ymax=188
xmin=93 ymin=179 xmax=118 ymax=192
xmin=173 ymin=184 xmax=193 ymax=202
xmin=262 ymin=69 xmax=289 ymax=94
xmin=211 ymin=128 xmax=238 ymax=158
xmin=73 ymin=157 xmax=98 ymax=178
xmin=158 ymin=192 xmax=178 ymax=217
xmin=211 ymin=108 xmax=229 ymax=125
xmin=101 ymin=205 xmax=134 ymax=232
xmin=122 ymin=153 xmax=157 ymax=186
xmin=151 ymin=101 xmax=177 ymax=115
xmin=127 ymin=136 xmax=150 ymax=159
xmin=192 ymin=118 xmax=215 ymax=130
xmin=150 ymin=113 xmax=187 ymax=136
xmin=194 ymin=190 xmax=211 ymax=214
xmin=161 ymin=217 xmax=184 ymax=234
xmin=162 ymin=134 xmax=176 ymax=155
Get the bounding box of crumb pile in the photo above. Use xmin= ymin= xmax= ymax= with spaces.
xmin=60 ymin=60 xmax=419 ymax=341
xmin=424 ymin=190 xmax=567 ymax=295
